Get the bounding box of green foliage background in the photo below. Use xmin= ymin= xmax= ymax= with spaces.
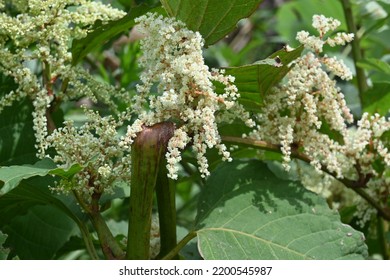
xmin=0 ymin=0 xmax=389 ymax=259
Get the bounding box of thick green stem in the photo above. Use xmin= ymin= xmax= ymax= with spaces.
xmin=88 ymin=193 xmax=125 ymax=259
xmin=156 ymin=158 xmax=177 ymax=259
xmin=127 ymin=122 xmax=175 ymax=260
xmin=68 ymin=192 xmax=100 ymax=259
xmin=73 ymin=190 xmax=124 ymax=259
xmin=76 ymin=220 xmax=99 ymax=260
xmin=341 ymin=0 xmax=368 ymax=103
xmin=88 ymin=210 xmax=125 ymax=259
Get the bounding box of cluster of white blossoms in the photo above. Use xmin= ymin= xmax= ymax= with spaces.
xmin=249 ymin=15 xmax=390 ymax=226
xmin=250 ymin=15 xmax=390 ymax=224
xmin=0 ymin=0 xmax=127 ymax=157
xmin=120 ymin=13 xmax=254 ymax=179
xmin=46 ymin=108 xmax=131 ymax=200
xmin=249 ymin=15 xmax=390 ymax=179
xmin=296 ymin=14 xmax=354 ymax=53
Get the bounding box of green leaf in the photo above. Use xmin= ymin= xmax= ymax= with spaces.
xmin=0 ymin=231 xmax=10 ymax=260
xmin=50 ymin=164 xmax=84 ymax=180
xmin=0 ymin=158 xmax=82 ymax=195
xmin=357 ymin=58 xmax=390 ymax=76
xmin=161 ymin=0 xmax=264 ymax=46
xmin=195 ymin=160 xmax=368 ymax=260
xmin=0 ymin=98 xmax=37 ymax=165
xmin=0 ymin=176 xmax=89 ymax=258
xmin=217 ymin=46 xmax=304 ymax=112
xmin=362 ymin=82 xmax=390 ymax=115
xmin=0 ymin=176 xmax=83 ymax=226
xmin=71 ymin=5 xmax=162 ymax=65
xmin=2 ymin=205 xmax=78 ymax=259
xmin=357 ymin=58 xmax=390 ymax=83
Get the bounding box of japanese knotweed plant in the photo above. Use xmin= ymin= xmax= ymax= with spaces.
xmin=0 ymin=0 xmax=389 ymax=260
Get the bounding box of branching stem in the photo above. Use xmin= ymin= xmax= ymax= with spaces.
xmin=221 ymin=135 xmax=390 ymax=221
xmin=73 ymin=190 xmax=124 ymax=259
xmin=162 ymin=231 xmax=197 ymax=260
xmin=76 ymin=221 xmax=99 ymax=260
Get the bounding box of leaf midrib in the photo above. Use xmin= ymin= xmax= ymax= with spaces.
xmin=197 ymin=227 xmax=310 ymax=259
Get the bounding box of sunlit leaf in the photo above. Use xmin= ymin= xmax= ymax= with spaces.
xmin=195 ymin=160 xmax=368 ymax=260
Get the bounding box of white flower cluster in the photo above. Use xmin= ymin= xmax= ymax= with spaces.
xmin=0 ymin=0 xmax=126 ymax=157
xmin=250 ymin=15 xmax=390 ymax=179
xmin=296 ymin=14 xmax=354 ymax=53
xmin=46 ymin=109 xmax=131 ymax=200
xmin=250 ymin=14 xmax=390 ymax=225
xmin=121 ymin=13 xmax=254 ymax=179
xmin=344 ymin=113 xmax=390 ymax=174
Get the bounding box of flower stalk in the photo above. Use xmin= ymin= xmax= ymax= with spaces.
xmin=127 ymin=122 xmax=175 ymax=259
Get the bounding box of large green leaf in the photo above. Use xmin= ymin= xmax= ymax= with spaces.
xmin=0 ymin=158 xmax=82 ymax=195
xmin=161 ymin=0 xmax=264 ymax=46
xmin=71 ymin=5 xmax=162 ymax=65
xmin=362 ymin=82 xmax=390 ymax=116
xmin=3 ymin=205 xmax=78 ymax=259
xmin=216 ymin=46 xmax=304 ymax=112
xmin=195 ymin=160 xmax=368 ymax=260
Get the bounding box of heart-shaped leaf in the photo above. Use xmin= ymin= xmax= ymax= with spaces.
xmin=195 ymin=160 xmax=368 ymax=260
